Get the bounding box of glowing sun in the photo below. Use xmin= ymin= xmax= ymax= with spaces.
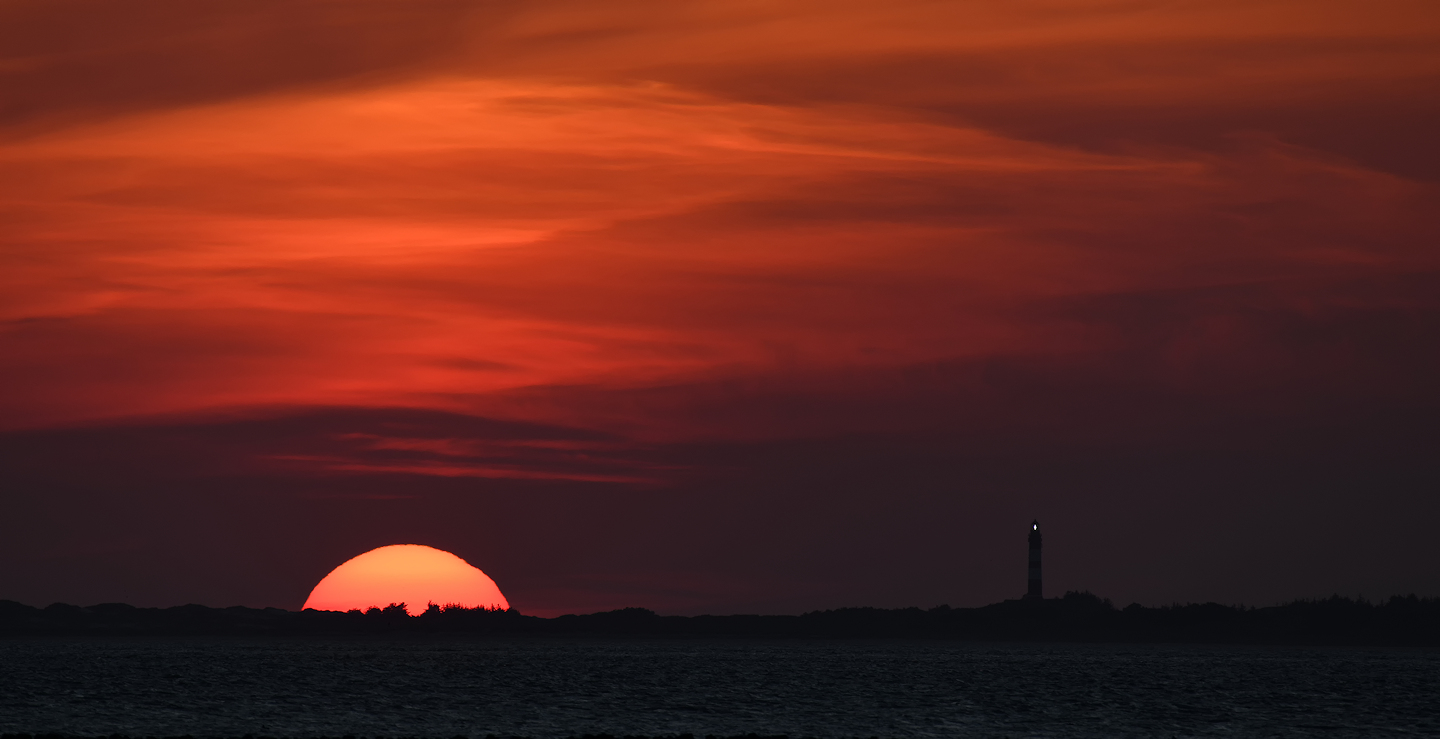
xmin=303 ymin=544 xmax=509 ymax=615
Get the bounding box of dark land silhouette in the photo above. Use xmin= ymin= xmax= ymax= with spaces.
xmin=2 ymin=592 xmax=1437 ymax=645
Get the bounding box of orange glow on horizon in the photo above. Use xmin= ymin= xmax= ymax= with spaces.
xmin=0 ymin=0 xmax=1437 ymax=619
xmin=303 ymin=544 xmax=509 ymax=615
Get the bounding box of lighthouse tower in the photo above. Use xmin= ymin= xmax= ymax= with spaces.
xmin=1025 ymin=519 xmax=1043 ymax=599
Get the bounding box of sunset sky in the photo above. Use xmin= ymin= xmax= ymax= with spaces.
xmin=2 ymin=0 xmax=1438 ymax=616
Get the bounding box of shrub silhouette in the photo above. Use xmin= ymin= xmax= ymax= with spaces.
xmin=2 ymin=596 xmax=1438 ymax=642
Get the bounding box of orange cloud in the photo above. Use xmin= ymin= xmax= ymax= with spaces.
xmin=1 ymin=0 xmax=1436 ymax=444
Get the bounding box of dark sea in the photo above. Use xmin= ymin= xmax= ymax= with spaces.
xmin=1 ymin=637 xmax=1436 ymax=738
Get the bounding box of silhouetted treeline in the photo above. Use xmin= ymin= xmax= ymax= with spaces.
xmin=2 ymin=592 xmax=1438 ymax=645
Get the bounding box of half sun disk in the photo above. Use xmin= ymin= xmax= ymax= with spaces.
xmin=303 ymin=544 xmax=509 ymax=615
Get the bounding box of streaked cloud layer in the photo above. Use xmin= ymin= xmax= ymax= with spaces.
xmin=2 ymin=0 xmax=1437 ymax=614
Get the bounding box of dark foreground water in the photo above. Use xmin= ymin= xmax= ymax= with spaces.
xmin=1 ymin=638 xmax=1436 ymax=738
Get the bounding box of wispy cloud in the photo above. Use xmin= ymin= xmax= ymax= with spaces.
xmin=1 ymin=0 xmax=1437 ymax=611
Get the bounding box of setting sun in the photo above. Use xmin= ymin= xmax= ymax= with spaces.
xmin=303 ymin=544 xmax=509 ymax=615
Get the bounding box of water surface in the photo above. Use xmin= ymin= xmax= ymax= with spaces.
xmin=1 ymin=637 xmax=1435 ymax=737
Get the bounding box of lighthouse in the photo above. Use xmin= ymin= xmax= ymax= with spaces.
xmin=1025 ymin=519 xmax=1043 ymax=599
